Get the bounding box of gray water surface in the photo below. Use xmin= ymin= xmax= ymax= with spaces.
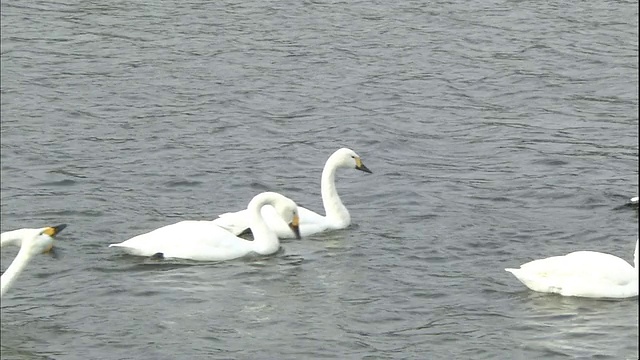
xmin=1 ymin=0 xmax=638 ymax=359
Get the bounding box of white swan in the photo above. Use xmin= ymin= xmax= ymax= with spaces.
xmin=505 ymin=239 xmax=638 ymax=298
xmin=109 ymin=192 xmax=301 ymax=261
xmin=1 ymin=224 xmax=67 ymax=298
xmin=212 ymin=148 xmax=372 ymax=238
xmin=630 ymin=196 xmax=638 ymax=204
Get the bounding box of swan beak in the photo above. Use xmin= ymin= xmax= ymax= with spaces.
xmin=289 ymin=215 xmax=301 ymax=239
xmin=43 ymin=224 xmax=67 ymax=237
xmin=355 ymin=157 xmax=372 ymax=174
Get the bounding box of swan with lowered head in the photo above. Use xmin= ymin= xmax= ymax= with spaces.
xmin=212 ymin=148 xmax=372 ymax=239
xmin=109 ymin=192 xmax=300 ymax=261
xmin=1 ymin=224 xmax=67 ymax=298
xmin=505 ymin=238 xmax=638 ymax=298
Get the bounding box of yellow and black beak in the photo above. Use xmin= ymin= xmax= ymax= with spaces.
xmin=288 ymin=215 xmax=301 ymax=240
xmin=42 ymin=224 xmax=66 ymax=255
xmin=355 ymin=157 xmax=372 ymax=174
xmin=43 ymin=224 xmax=67 ymax=237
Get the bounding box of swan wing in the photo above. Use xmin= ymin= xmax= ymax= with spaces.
xmin=561 ymin=251 xmax=636 ymax=286
xmin=298 ymin=206 xmax=328 ymax=225
xmin=110 ymin=221 xmax=253 ymax=261
xmin=212 ymin=209 xmax=252 ymax=236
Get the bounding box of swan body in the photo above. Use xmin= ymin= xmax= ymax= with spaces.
xmin=1 ymin=224 xmax=67 ymax=298
xmin=631 ymin=196 xmax=638 ymax=204
xmin=505 ymin=239 xmax=638 ymax=298
xmin=109 ymin=192 xmax=301 ymax=261
xmin=212 ymin=148 xmax=372 ymax=238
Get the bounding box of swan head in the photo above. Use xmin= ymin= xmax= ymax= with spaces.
xmin=25 ymin=224 xmax=67 ymax=256
xmin=332 ymin=148 xmax=372 ymax=174
xmin=274 ymin=197 xmax=301 ymax=240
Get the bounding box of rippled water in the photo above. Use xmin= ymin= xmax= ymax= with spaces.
xmin=1 ymin=0 xmax=638 ymax=359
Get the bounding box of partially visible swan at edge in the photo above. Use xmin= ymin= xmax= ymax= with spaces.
xmin=505 ymin=238 xmax=638 ymax=299
xmin=1 ymin=224 xmax=67 ymax=298
xmin=212 ymin=148 xmax=372 ymax=238
xmin=109 ymin=192 xmax=301 ymax=261
xmin=630 ymin=196 xmax=638 ymax=204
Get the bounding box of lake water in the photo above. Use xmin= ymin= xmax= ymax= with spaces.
xmin=1 ymin=0 xmax=638 ymax=359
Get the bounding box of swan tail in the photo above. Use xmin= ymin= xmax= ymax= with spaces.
xmin=108 ymin=243 xmax=150 ymax=257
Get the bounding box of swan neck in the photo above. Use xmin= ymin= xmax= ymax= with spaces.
xmin=0 ymin=246 xmax=34 ymax=298
xmin=247 ymin=193 xmax=280 ymax=254
xmin=321 ymin=159 xmax=350 ymax=225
